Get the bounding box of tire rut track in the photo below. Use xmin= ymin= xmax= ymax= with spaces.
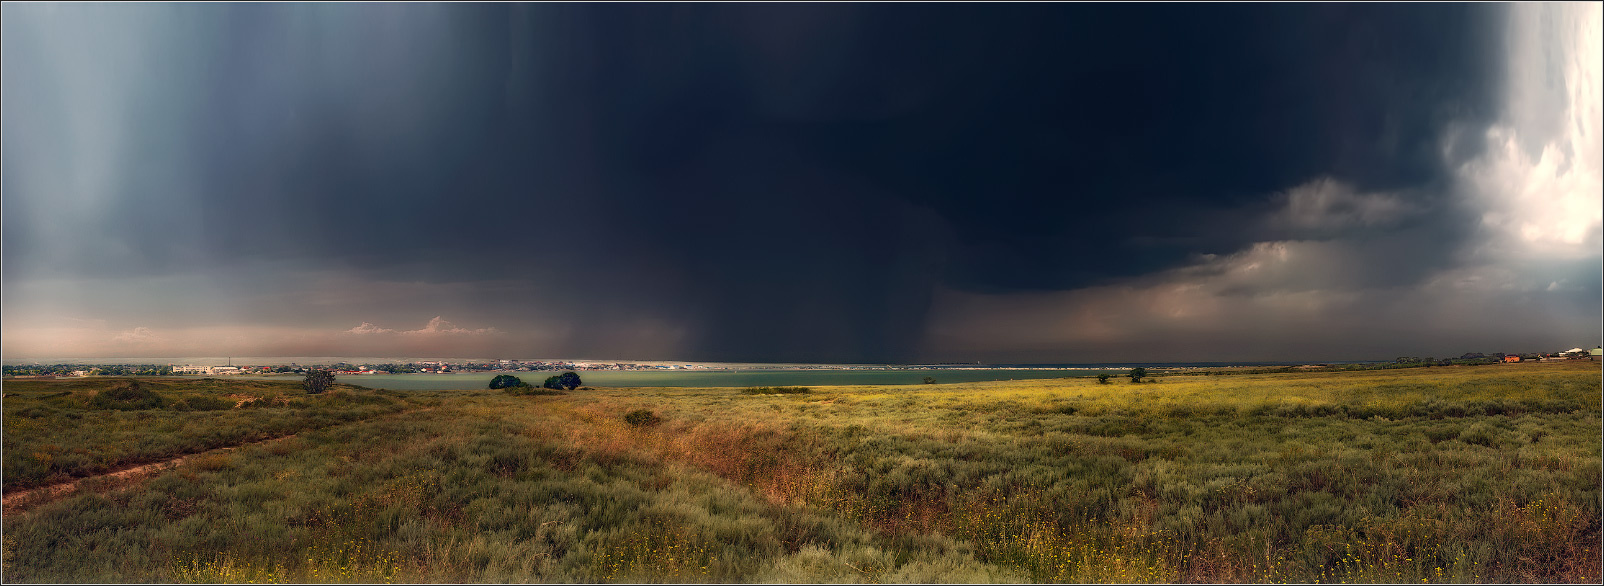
xmin=2 ymin=405 xmax=436 ymax=517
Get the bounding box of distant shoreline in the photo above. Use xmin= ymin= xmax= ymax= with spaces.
xmin=2 ymin=358 xmax=1385 ymax=369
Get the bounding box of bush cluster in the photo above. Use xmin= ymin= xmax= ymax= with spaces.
xmin=543 ymin=371 xmax=583 ymax=391
xmin=623 ymin=409 xmax=662 ymax=427
xmin=504 ymin=384 xmax=564 ymax=396
xmin=741 ymin=387 xmax=812 ymax=395
xmin=88 ymin=381 xmax=166 ymax=410
xmin=302 ymin=369 xmax=335 ymax=394
xmin=488 ymin=374 xmax=523 ymax=389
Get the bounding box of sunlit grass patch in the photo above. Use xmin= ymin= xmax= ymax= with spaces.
xmin=586 ymin=516 xmax=719 ymax=582
xmin=169 ymin=538 xmax=403 ymax=584
xmin=742 ymin=386 xmax=813 ymax=395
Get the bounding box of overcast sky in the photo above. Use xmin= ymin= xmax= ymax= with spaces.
xmin=4 ymin=3 xmax=1599 ymax=363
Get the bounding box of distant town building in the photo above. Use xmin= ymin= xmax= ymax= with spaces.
xmin=172 ymin=365 xmax=245 ymax=375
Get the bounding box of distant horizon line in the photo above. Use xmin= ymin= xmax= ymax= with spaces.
xmin=7 ymin=346 xmax=1598 ymax=367
xmin=0 ymin=354 xmax=1535 ymax=368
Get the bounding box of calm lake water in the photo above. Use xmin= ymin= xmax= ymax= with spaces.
xmin=239 ymin=369 xmax=1115 ymax=390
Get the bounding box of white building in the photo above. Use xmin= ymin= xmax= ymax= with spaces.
xmin=172 ymin=365 xmax=213 ymax=375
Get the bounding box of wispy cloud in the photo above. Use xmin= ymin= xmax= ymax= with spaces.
xmin=111 ymin=326 xmax=162 ymax=344
xmin=1269 ymin=177 xmax=1415 ymax=234
xmin=345 ymin=317 xmax=498 ymax=337
xmin=405 ymin=316 xmax=499 ymax=336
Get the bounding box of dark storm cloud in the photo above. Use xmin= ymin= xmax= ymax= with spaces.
xmin=486 ymin=3 xmax=1508 ymax=361
xmin=8 ymin=2 xmax=1559 ymax=363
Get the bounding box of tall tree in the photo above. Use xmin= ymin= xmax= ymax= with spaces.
xmin=303 ymin=369 xmax=335 ymax=394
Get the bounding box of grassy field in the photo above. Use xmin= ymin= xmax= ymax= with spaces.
xmin=2 ymin=362 xmax=1598 ymax=583
xmin=3 ymin=378 xmax=414 ymax=491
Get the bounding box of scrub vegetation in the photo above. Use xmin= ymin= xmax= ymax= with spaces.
xmin=2 ymin=362 xmax=1598 ymax=583
xmin=3 ymin=378 xmax=410 ymax=491
xmin=741 ymin=386 xmax=813 ymax=395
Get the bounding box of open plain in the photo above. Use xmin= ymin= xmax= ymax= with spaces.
xmin=2 ymin=362 xmax=1598 ymax=583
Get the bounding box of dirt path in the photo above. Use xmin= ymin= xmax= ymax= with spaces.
xmin=2 ymin=406 xmax=436 ymax=517
xmin=1 ymin=434 xmax=294 ymax=517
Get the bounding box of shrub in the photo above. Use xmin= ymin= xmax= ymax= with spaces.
xmin=505 ymin=383 xmax=563 ymax=396
xmin=623 ymin=409 xmax=661 ymax=427
xmin=1128 ymin=367 xmax=1147 ymax=383
xmin=302 ymin=369 xmax=335 ymax=394
xmin=1097 ymin=374 xmax=1111 ymax=384
xmin=922 ymin=376 xmax=937 ymax=384
xmin=741 ymin=387 xmax=811 ymax=395
xmin=1424 ymin=424 xmax=1462 ymax=443
xmin=543 ymin=371 xmax=583 ymax=390
xmin=89 ymin=381 xmax=166 ymax=410
xmin=488 ymin=374 xmax=523 ymax=390
xmin=1459 ymin=422 xmax=1499 ymax=447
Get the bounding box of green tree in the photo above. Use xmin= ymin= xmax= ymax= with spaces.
xmin=543 ymin=371 xmax=583 ymax=390
xmin=1128 ymin=367 xmax=1147 ymax=383
xmin=302 ymin=369 xmax=335 ymax=394
xmin=923 ymin=376 xmax=937 ymax=384
xmin=1097 ymin=374 xmax=1111 ymax=384
xmin=488 ymin=374 xmax=523 ymax=389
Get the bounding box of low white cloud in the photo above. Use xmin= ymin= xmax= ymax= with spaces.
xmin=3 ymin=324 xmax=316 ymax=359
xmin=1270 ymin=177 xmax=1415 ymax=234
xmin=345 ymin=322 xmax=394 ymax=335
xmin=111 ymin=326 xmax=161 ymax=344
xmin=344 ymin=316 xmax=499 ymax=337
xmin=1460 ymin=125 xmax=1602 ymax=255
xmin=1458 ymin=2 xmax=1602 ymax=259
xmin=403 ymin=316 xmax=498 ymax=336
